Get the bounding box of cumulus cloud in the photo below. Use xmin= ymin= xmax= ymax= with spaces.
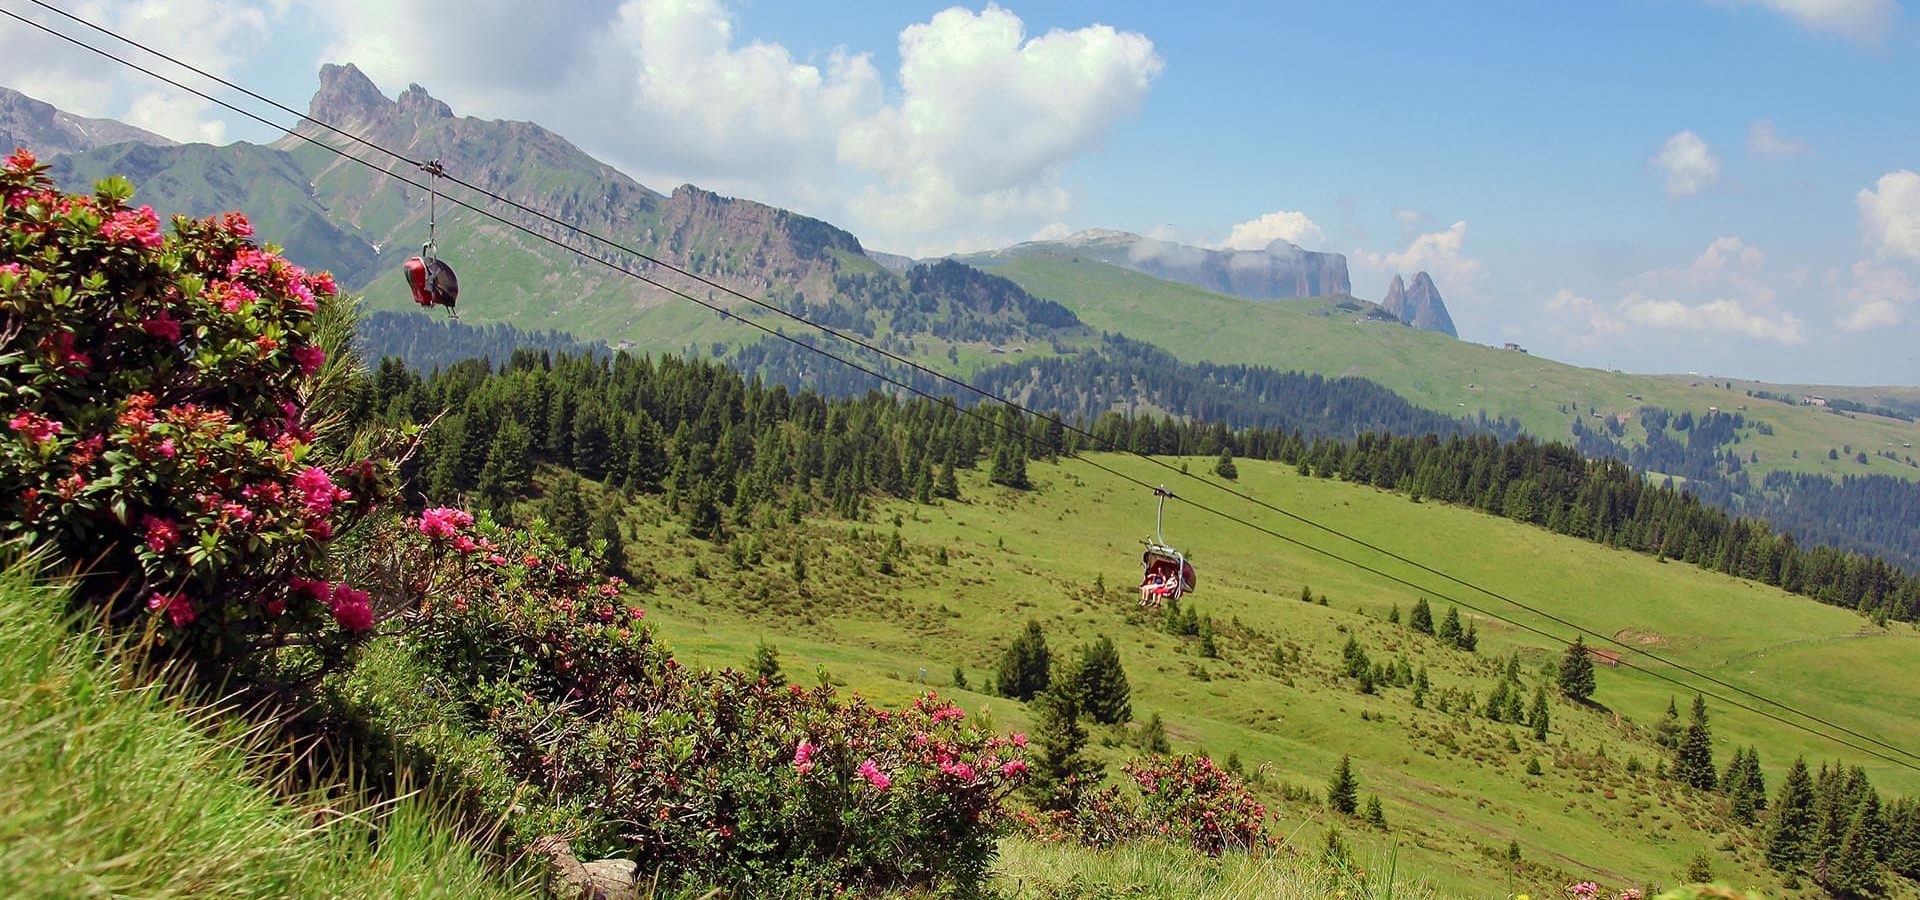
xmin=0 ymin=0 xmax=274 ymax=143
xmin=1836 ymin=259 xmax=1918 ymax=330
xmin=1652 ymin=130 xmax=1720 ymax=197
xmin=1356 ymin=220 xmax=1485 ymax=297
xmin=1215 ymin=210 xmax=1324 ymax=251
xmin=1715 ymin=0 xmax=1899 ymax=43
xmin=839 ymin=5 xmax=1162 ymax=236
xmin=296 ymin=0 xmax=1161 ymax=248
xmin=1858 ymin=170 xmax=1920 ymax=261
xmin=1551 ymin=236 xmax=1809 ymax=346
xmin=1746 ymin=119 xmax=1809 ymax=159
xmin=1028 ymin=222 xmax=1074 ymax=242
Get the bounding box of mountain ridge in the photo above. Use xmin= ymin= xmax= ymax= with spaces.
xmin=965 ymin=227 xmax=1351 ymax=301
xmin=0 ymin=85 xmax=174 ymax=159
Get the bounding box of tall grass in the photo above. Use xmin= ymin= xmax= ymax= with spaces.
xmin=0 ymin=565 xmax=534 ymax=899
xmin=989 ymin=836 xmax=1439 ymax=900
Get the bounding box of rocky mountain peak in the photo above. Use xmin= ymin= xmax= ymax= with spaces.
xmin=397 ymin=84 xmax=454 ymax=119
xmin=309 ymin=63 xmax=396 ymax=127
xmin=1380 ymin=270 xmax=1457 ymax=338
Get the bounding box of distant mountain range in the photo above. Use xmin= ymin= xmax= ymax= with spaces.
xmin=0 ymin=86 xmax=173 ymax=158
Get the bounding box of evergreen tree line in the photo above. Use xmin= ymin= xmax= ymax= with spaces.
xmin=357 ymin=311 xmax=610 ymax=374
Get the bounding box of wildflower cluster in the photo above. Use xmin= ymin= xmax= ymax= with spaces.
xmin=356 ymin=510 xmax=1028 ymax=895
xmin=0 ymin=150 xmax=401 ymax=657
xmin=1021 ymin=753 xmax=1275 ymax=856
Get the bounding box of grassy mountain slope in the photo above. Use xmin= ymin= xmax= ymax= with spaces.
xmin=609 ymin=454 xmax=1920 ymax=896
xmin=0 ymin=567 xmax=529 ymax=899
xmin=969 ymin=251 xmax=1920 ymax=483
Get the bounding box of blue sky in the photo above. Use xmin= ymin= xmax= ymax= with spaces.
xmin=4 ymin=1 xmax=1917 ymax=384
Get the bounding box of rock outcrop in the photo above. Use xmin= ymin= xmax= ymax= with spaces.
xmin=0 ymin=85 xmax=174 ymax=158
xmin=1380 ymin=271 xmax=1458 ymax=338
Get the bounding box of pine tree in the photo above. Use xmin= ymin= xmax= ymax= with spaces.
xmin=1072 ymin=636 xmax=1133 ymax=725
xmin=1030 ymin=683 xmax=1099 ymax=809
xmin=996 ymin=620 xmax=1052 ymax=701
xmin=1559 ymin=636 xmax=1597 ymax=701
xmin=1530 ymin=684 xmax=1551 ymax=741
xmin=1653 ymin=696 xmax=1683 ymax=749
xmin=1825 ymin=805 xmax=1882 ymax=895
xmin=1437 ymin=606 xmax=1463 ymax=645
xmin=1460 ymin=621 xmax=1478 ymax=652
xmin=1197 ymin=615 xmax=1219 ymax=658
xmin=594 ymin=505 xmax=627 ymax=576
xmin=1213 ymin=449 xmax=1238 ymax=480
xmin=1764 ymin=757 xmax=1816 ymax=872
xmin=1300 ymin=585 xmax=1315 ymax=604
xmin=1388 ymin=604 xmax=1401 ymax=625
xmin=1364 ymin=796 xmax=1387 ymax=829
xmin=934 ymin=460 xmax=961 ymax=500
xmin=1137 ymin=711 xmax=1172 ymax=754
xmin=1674 ymin=694 xmax=1717 ymax=791
xmin=542 ymin=473 xmax=594 ymax=549
xmin=1327 ymin=754 xmax=1359 ymax=815
xmin=951 ymin=666 xmax=968 ymax=690
xmin=1341 ymin=637 xmax=1370 ymax=679
xmin=1408 ymin=597 xmax=1434 ymax=634
xmin=750 ymin=639 xmax=783 ymax=683
xmin=1526 ymin=756 xmax=1544 ymax=776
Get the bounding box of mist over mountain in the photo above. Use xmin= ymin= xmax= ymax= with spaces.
xmin=970 ymin=228 xmax=1350 ymax=301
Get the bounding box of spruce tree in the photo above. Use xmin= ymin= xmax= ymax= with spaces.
xmin=1030 ymin=683 xmax=1099 ymax=809
xmin=934 ymin=460 xmax=961 ymax=500
xmin=1460 ymin=621 xmax=1478 ymax=652
xmin=1530 ymin=684 xmax=1551 ymax=741
xmin=750 ymin=639 xmax=783 ymax=683
xmin=1653 ymin=696 xmax=1683 ymax=749
xmin=1197 ymin=615 xmax=1219 ymax=658
xmin=1388 ymin=604 xmax=1401 ymax=625
xmin=1213 ymin=449 xmax=1238 ymax=480
xmin=1559 ymin=636 xmax=1597 ymax=701
xmin=996 ymin=620 xmax=1052 ymax=701
xmin=1825 ymin=805 xmax=1881 ymax=895
xmin=1327 ymin=754 xmax=1359 ymax=815
xmin=1341 ymin=637 xmax=1370 ymax=679
xmin=594 ymin=505 xmax=628 ymax=576
xmin=1300 ymin=585 xmax=1315 ymax=604
xmin=1408 ymin=597 xmax=1434 ymax=634
xmin=1137 ymin=711 xmax=1172 ymax=754
xmin=1764 ymin=757 xmax=1816 ymax=872
xmin=951 ymin=666 xmax=968 ymax=690
xmin=1437 ymin=606 xmax=1463 ymax=645
xmin=542 ymin=473 xmax=594 ymax=549
xmin=1364 ymin=796 xmax=1387 ymax=829
xmin=1674 ymin=694 xmax=1717 ymax=791
xmin=1072 ymin=636 xmax=1133 ymax=725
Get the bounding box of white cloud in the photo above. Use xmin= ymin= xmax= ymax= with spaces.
xmin=1616 ymin=293 xmax=1805 ymax=343
xmin=297 ymin=0 xmax=1160 ymax=249
xmin=1746 ymin=119 xmax=1809 ymax=159
xmin=1550 ymin=236 xmax=1809 ymax=346
xmin=1837 ymin=259 xmax=1917 ymax=330
xmin=0 ymin=0 xmax=275 ymax=143
xmin=1858 ymin=170 xmax=1920 ymax=261
xmin=839 ymin=5 xmax=1162 ymax=236
xmin=1356 ymin=220 xmax=1485 ymax=296
xmin=1028 ymin=222 xmax=1073 ymax=242
xmin=1215 ymin=210 xmax=1324 ymax=251
xmin=1652 ymin=130 xmax=1720 ymax=197
xmin=1717 ymin=0 xmax=1899 ymax=43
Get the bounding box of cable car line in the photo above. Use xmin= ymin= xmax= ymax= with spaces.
xmin=9 ymin=3 xmax=1919 ymax=774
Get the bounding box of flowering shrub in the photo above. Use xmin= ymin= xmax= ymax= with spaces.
xmin=1021 ymin=753 xmax=1275 ymax=856
xmin=341 ymin=508 xmax=1029 ymax=894
xmin=0 ymin=149 xmax=401 ymax=658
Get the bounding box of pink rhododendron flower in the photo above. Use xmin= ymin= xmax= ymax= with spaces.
xmin=293 ymin=466 xmax=349 ymax=517
xmin=307 ymin=271 xmax=337 ymax=297
xmin=226 ymin=248 xmax=276 ymax=278
xmin=1569 ymin=883 xmax=1599 ymax=898
xmin=418 ymin=506 xmax=475 ymax=539
xmin=147 ymin=591 xmax=195 ymax=628
xmin=219 ymin=212 xmax=253 ymax=237
xmin=0 ymin=262 xmax=23 ymax=279
xmin=1009 ymin=733 xmax=1028 ymax=748
xmin=292 ymin=345 xmax=325 ymax=375
xmin=793 ymin=740 xmax=818 ymax=775
xmin=939 ymin=761 xmax=977 ymax=781
xmin=328 ymin=583 xmax=374 ymax=632
xmin=156 ymin=438 xmax=177 ymax=459
xmin=487 ymin=553 xmax=508 ymax=566
xmin=451 ymin=534 xmax=478 ymax=553
xmin=930 ymin=705 xmax=965 ymax=723
xmin=101 ymin=205 xmax=163 ymax=249
xmin=5 ymin=147 xmax=35 ymax=171
xmin=856 ymin=758 xmax=890 ymax=791
xmin=141 ymin=312 xmax=182 ymax=342
xmin=999 ymin=759 xmax=1029 ymax=777
xmin=141 ymin=515 xmax=180 ymax=553
xmin=9 ymin=412 xmax=61 ymax=445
